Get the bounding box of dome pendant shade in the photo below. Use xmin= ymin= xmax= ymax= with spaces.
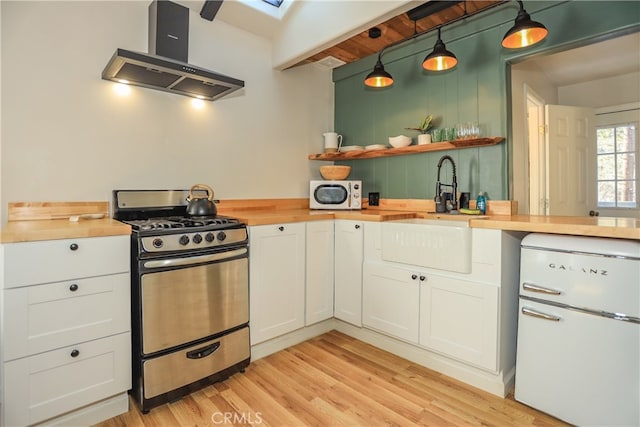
xmin=364 ymin=59 xmax=394 ymax=87
xmin=422 ymin=29 xmax=458 ymax=71
xmin=502 ymin=1 xmax=548 ymax=48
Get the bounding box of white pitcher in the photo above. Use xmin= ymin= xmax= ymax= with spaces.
xmin=323 ymin=132 xmax=343 ymax=152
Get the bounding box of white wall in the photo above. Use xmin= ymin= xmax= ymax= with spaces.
xmin=0 ymin=1 xmax=334 ymax=222
xmin=558 ymin=72 xmax=640 ymax=107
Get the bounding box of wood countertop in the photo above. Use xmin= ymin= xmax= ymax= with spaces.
xmin=3 ymin=199 xmax=638 ymax=242
xmin=229 ymin=208 xmax=640 ymax=240
xmin=232 ymin=209 xmax=415 ymax=225
xmin=468 ymin=214 xmax=640 ymax=240
xmin=1 ymin=201 xmax=131 ymax=243
xmin=1 ymin=218 xmax=131 ymax=243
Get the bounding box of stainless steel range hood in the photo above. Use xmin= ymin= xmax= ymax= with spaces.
xmin=102 ymin=1 xmax=244 ymax=101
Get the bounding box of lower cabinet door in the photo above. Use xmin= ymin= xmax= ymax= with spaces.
xmin=4 ymin=332 xmax=131 ymax=426
xmin=249 ymin=223 xmax=306 ymax=345
xmin=419 ymin=275 xmax=499 ymax=371
xmin=305 ymin=221 xmax=335 ymax=325
xmin=3 ymin=273 xmax=130 ymax=361
xmin=363 ymin=262 xmax=419 ymax=344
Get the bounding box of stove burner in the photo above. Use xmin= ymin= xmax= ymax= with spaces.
xmin=124 ymin=216 xmax=240 ymax=232
xmin=180 ymin=217 xmax=235 ymax=227
xmin=126 ymin=219 xmax=186 ymax=231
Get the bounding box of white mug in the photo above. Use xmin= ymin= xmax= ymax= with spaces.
xmin=323 ymin=132 xmax=343 ymax=149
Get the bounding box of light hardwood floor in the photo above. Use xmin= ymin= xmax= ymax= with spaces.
xmin=95 ymin=330 xmax=568 ymax=426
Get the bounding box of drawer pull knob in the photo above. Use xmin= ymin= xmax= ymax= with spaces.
xmin=69 ymin=284 xmax=79 ymax=292
xmin=69 ymin=243 xmax=79 ymax=251
xmin=278 ymin=226 xmax=284 ymax=232
xmin=411 ymin=274 xmax=418 ymax=280
xmin=419 ymin=275 xmax=426 ymax=281
xmin=70 ymin=349 xmax=80 ymax=358
xmin=355 ymin=224 xmax=361 ymax=229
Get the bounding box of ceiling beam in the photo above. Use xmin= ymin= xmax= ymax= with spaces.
xmin=406 ymin=1 xmax=463 ymax=22
xmin=200 ymin=0 xmax=223 ymax=21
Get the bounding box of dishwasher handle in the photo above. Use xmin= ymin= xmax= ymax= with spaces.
xmin=522 ymin=282 xmax=562 ymax=295
xmin=522 ymin=306 xmax=561 ymax=322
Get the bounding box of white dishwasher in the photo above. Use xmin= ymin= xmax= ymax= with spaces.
xmin=515 ymin=233 xmax=640 ymax=427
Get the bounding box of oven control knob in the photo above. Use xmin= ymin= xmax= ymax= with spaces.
xmin=217 ymin=231 xmax=227 ymax=242
xmin=192 ymin=234 xmax=203 ymax=244
xmin=152 ymin=238 xmax=164 ymax=248
xmin=179 ymin=235 xmax=190 ymax=246
xmin=205 ymin=232 xmax=215 ymax=243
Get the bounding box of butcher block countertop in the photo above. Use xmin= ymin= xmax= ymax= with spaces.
xmin=221 ymin=199 xmax=640 ymax=240
xmin=1 ymin=202 xmax=131 ymax=243
xmin=229 ymin=210 xmax=639 ymax=239
xmin=2 ymin=199 xmax=638 ymax=243
xmin=469 ymin=214 xmax=640 ymax=240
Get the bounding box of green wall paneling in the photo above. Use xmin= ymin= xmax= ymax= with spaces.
xmin=332 ymin=1 xmax=639 ymax=201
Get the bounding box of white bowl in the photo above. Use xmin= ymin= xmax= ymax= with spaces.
xmin=388 ymin=135 xmax=412 ymax=148
xmin=339 ymin=145 xmax=364 ymax=152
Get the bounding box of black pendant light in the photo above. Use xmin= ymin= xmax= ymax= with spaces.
xmin=422 ymin=27 xmax=458 ymax=71
xmin=364 ymin=55 xmax=394 ymax=88
xmin=502 ymin=0 xmax=548 ymax=49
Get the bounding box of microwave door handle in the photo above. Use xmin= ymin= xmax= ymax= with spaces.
xmin=348 ymin=182 xmax=352 ymax=208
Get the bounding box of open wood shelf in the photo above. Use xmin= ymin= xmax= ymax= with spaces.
xmin=308 ymin=137 xmax=505 ymax=161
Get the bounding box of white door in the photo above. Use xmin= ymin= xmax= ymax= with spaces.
xmin=334 ymin=220 xmax=363 ymax=326
xmin=248 ymin=223 xmax=305 ymax=345
xmin=362 ymin=262 xmax=420 ymax=344
xmin=305 ymin=220 xmax=334 ymax=325
xmin=545 ymin=105 xmax=596 ymax=216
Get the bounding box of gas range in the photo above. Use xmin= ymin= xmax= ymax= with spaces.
xmin=112 ymin=189 xmax=247 ymax=255
xmin=113 ymin=189 xmax=251 ymax=412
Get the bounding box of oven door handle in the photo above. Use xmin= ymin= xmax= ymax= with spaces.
xmin=143 ymin=247 xmax=247 ymax=269
xmin=186 ymin=341 xmax=221 ymax=359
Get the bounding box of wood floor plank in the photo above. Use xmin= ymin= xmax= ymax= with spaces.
xmin=94 ymin=331 xmax=569 ymax=427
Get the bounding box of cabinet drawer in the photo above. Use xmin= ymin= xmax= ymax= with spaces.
xmin=4 ymin=332 xmax=131 ymax=427
xmin=3 ymin=235 xmax=130 ymax=288
xmin=3 ymin=273 xmax=130 ymax=360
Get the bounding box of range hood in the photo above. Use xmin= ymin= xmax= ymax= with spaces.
xmin=102 ymin=0 xmax=244 ymax=101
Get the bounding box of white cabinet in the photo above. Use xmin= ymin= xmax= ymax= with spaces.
xmin=363 ymin=222 xmax=523 ymax=382
xmin=305 ymin=221 xmax=334 ymax=325
xmin=249 ymin=223 xmax=306 ymax=344
xmin=334 ymin=220 xmax=364 ymax=326
xmin=1 ymin=235 xmax=131 ymax=426
xmin=362 ymin=262 xmax=420 ymax=343
xmin=419 ymin=275 xmax=499 ymax=371
xmin=5 ymin=334 xmax=131 ymax=426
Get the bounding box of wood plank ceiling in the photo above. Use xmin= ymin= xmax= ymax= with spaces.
xmin=296 ymin=0 xmax=506 ymax=68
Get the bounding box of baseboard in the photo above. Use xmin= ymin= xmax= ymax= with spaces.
xmin=334 ymin=320 xmax=512 ymax=397
xmin=251 ymin=319 xmax=335 ymax=360
xmin=250 ymin=319 xmax=513 ymax=398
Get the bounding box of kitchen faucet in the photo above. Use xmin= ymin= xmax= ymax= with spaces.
xmin=434 ymin=155 xmax=458 ymax=213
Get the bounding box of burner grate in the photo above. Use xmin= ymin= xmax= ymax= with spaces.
xmin=123 ymin=215 xmax=240 ymax=232
xmin=126 ymin=219 xmax=186 ymax=231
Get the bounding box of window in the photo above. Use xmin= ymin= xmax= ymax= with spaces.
xmin=596 ymin=123 xmax=637 ymax=208
xmin=262 ymin=0 xmax=283 ymax=7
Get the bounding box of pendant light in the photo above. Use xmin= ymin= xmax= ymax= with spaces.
xmin=422 ymin=28 xmax=458 ymax=71
xmin=502 ymin=0 xmax=548 ymax=49
xmin=364 ymin=55 xmax=394 ymax=88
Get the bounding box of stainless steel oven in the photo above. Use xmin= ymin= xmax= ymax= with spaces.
xmin=113 ymin=189 xmax=251 ymax=413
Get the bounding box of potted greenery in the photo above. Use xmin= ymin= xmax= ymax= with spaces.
xmin=406 ymin=114 xmax=433 ymax=145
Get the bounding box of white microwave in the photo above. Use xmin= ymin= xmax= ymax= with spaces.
xmin=310 ymin=180 xmax=362 ymax=210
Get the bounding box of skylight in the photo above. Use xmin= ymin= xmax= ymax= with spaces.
xmin=263 ymin=0 xmax=283 ymax=7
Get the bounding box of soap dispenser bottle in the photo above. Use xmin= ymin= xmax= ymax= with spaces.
xmin=476 ymin=192 xmax=487 ymax=214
